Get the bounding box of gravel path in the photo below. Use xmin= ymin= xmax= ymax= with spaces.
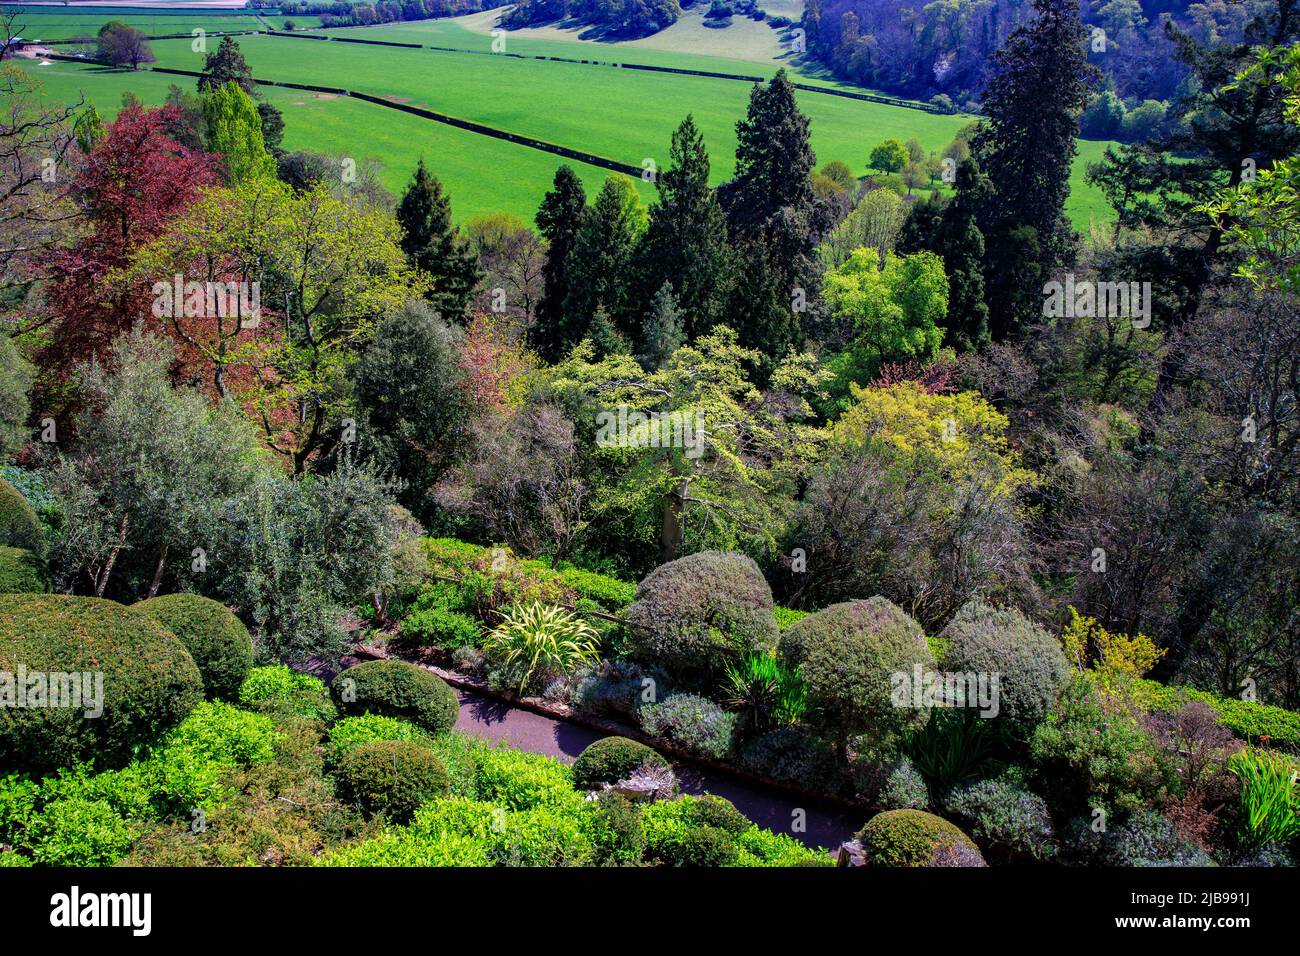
xmin=453 ymin=686 xmax=862 ymax=850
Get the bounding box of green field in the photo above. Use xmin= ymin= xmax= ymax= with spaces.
xmin=28 ymin=58 xmax=652 ymax=221
xmin=25 ymin=24 xmax=1117 ymax=230
xmin=5 ymin=10 xmax=264 ymax=41
xmin=144 ymin=35 xmax=968 ymax=179
xmin=315 ymin=8 xmax=908 ymax=95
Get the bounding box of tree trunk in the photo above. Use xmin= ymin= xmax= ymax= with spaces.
xmin=146 ymin=542 xmax=169 ymax=599
xmin=96 ymin=514 xmax=129 ymax=598
xmin=659 ymin=477 xmax=688 ymax=564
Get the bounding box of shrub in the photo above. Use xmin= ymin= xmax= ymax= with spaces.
xmin=474 ymin=745 xmax=576 ymax=811
xmin=134 ymin=593 xmax=253 ymax=701
xmin=1134 ymin=678 xmax=1300 ymax=751
xmin=455 ymin=549 xmax=577 ymax=621
xmin=944 ymin=771 xmax=1057 ymax=860
xmin=0 ymin=546 xmax=48 ymax=594
xmin=779 ymin=597 xmax=934 ymax=753
xmin=722 ymin=649 xmax=807 ymax=731
xmin=400 ymin=604 xmax=481 ymax=649
xmin=23 ymin=797 xmax=134 ymax=866
xmin=735 ymin=826 xmax=829 ymax=866
xmin=939 ymin=600 xmax=1070 ymax=733
xmin=0 ymin=478 xmax=42 ymax=556
xmin=423 ymin=537 xmax=487 ymax=574
xmin=336 ymin=739 xmax=450 ymax=823
xmin=1071 ymin=809 xmax=1213 ymax=866
xmin=491 ymin=803 xmax=595 ymax=866
xmin=238 ymin=665 xmax=335 ymax=721
xmin=588 ymin=791 xmax=645 ymax=864
xmin=773 ymin=606 xmax=809 ymax=630
xmin=557 ymin=567 xmax=635 ymax=610
xmin=625 ymin=551 xmax=778 ymax=686
xmin=572 ymin=736 xmax=670 ymax=791
xmin=657 ymin=825 xmax=737 ymax=866
xmin=640 ymin=694 xmax=736 ymax=759
xmin=482 ymin=602 xmax=602 ymax=694
xmin=571 ymin=660 xmax=663 ymax=720
xmin=1228 ymin=748 xmax=1300 ymax=848
xmin=1030 ymin=672 xmax=1166 ymax=818
xmin=0 ymin=594 xmax=203 ymax=773
xmin=149 ymin=700 xmax=281 ymax=811
xmin=739 ymin=725 xmax=839 ymax=792
xmin=332 ymin=659 xmax=459 ymax=735
xmin=857 ymin=809 xmax=983 ymax=867
xmin=328 ymin=714 xmax=431 ymax=762
xmin=682 ymin=794 xmax=749 ymax=835
xmin=878 ymin=756 xmax=929 ymax=811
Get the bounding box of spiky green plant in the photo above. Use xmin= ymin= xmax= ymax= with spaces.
xmin=483 ymin=602 xmax=602 ymax=694
xmin=1229 ymin=748 xmax=1300 ymax=848
xmin=723 ymin=650 xmax=807 ymax=731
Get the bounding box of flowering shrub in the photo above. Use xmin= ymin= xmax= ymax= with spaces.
xmin=640 ymin=694 xmax=737 ymax=759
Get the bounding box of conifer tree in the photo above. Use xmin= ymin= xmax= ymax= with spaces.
xmin=532 ymin=165 xmax=588 ymax=359
xmin=395 ymin=159 xmax=482 ymax=319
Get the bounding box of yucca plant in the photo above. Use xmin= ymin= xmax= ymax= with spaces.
xmin=483 ymin=602 xmax=602 ymax=694
xmin=1229 ymin=748 xmax=1300 ymax=848
xmin=723 ymin=650 xmax=807 ymax=731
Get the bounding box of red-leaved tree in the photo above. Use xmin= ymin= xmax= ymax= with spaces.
xmin=37 ymin=103 xmax=217 ymax=410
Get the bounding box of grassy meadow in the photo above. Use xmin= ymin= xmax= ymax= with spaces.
xmin=28 ymin=58 xmax=652 ymax=221
xmin=22 ymin=19 xmax=1117 ymax=230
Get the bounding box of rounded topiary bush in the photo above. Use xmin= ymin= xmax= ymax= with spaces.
xmin=778 ymin=597 xmax=934 ymax=750
xmin=0 ymin=479 xmax=41 ymax=556
xmin=939 ymin=600 xmax=1070 ymax=733
xmin=682 ymin=794 xmax=749 ymax=835
xmin=625 ymin=551 xmax=778 ymax=685
xmin=134 ymin=593 xmax=253 ymax=701
xmin=0 ymin=546 xmax=48 ymax=594
xmin=857 ymin=809 xmax=983 ymax=867
xmin=572 ymin=736 xmax=670 ymax=791
xmin=0 ymin=594 xmax=203 ymax=773
xmin=332 ymin=659 xmax=459 ymax=735
xmin=336 ymin=738 xmax=451 ymax=823
xmin=657 ymin=825 xmax=737 ymax=867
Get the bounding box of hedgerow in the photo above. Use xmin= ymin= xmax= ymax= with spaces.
xmin=0 ymin=594 xmax=203 ymax=773
xmin=135 ymin=593 xmax=254 ymax=701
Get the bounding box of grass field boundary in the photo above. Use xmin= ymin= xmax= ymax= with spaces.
xmin=40 ymin=31 xmax=264 ymax=46
xmin=45 ymin=55 xmax=648 ymax=178
xmin=259 ymin=29 xmax=952 ymax=114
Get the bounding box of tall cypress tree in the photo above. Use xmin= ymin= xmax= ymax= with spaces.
xmin=395 ymin=160 xmax=482 ymax=320
xmin=719 ymin=69 xmax=821 ymax=363
xmin=937 ymin=160 xmax=991 ymax=350
xmin=636 ymin=115 xmax=732 ymax=339
xmin=532 ymin=165 xmax=588 ymax=360
xmin=974 ymin=0 xmax=1097 ymax=339
xmin=562 ymin=175 xmax=645 ymax=344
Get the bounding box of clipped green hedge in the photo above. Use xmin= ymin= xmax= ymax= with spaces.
xmin=336 ymin=739 xmax=450 ymax=823
xmin=135 ymin=594 xmax=253 ymax=701
xmin=399 ymin=604 xmax=481 ymax=649
xmin=0 ymin=479 xmax=41 ymax=556
xmin=238 ymin=665 xmax=335 ymax=721
xmin=857 ymin=809 xmax=984 ymax=867
xmin=1135 ymin=679 xmax=1300 ymax=751
xmin=0 ymin=546 xmax=48 ymax=594
xmin=332 ymin=659 xmax=459 ymax=735
xmin=556 ymin=567 xmax=636 ymax=610
xmin=571 ymin=736 xmax=669 ymax=791
xmin=0 ymin=594 xmax=203 ymax=774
